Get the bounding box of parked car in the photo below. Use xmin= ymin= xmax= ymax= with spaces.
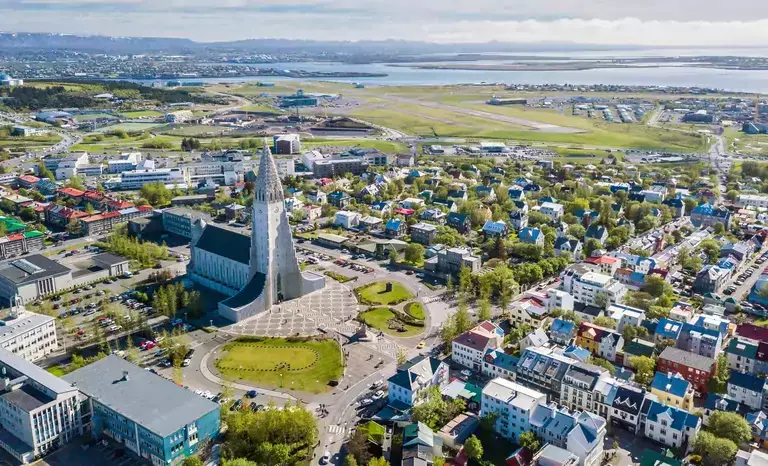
xmin=246 ymin=390 xmax=258 ymax=398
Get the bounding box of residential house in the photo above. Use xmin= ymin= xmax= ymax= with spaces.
xmin=437 ymin=413 xmax=478 ymax=450
xmin=481 ymin=378 xmax=547 ymax=443
xmin=657 ymin=347 xmax=716 ymax=395
xmin=384 ymin=219 xmax=406 ymax=238
xmin=515 ymin=346 xmax=577 ymax=398
xmin=642 ymin=401 xmax=701 ymax=451
xmin=727 ymin=370 xmax=768 ymax=411
xmin=482 ymin=348 xmax=519 ymax=382
xmin=519 ymin=227 xmax=544 ymax=246
xmin=452 ymin=321 xmax=504 ymax=372
xmin=411 ymin=223 xmax=437 ymax=246
xmin=482 ymin=220 xmax=509 ymax=238
xmin=446 ymin=213 xmax=471 ymax=233
xmin=510 ymin=296 xmax=550 ymax=329
xmin=693 ymin=265 xmax=730 ymax=294
xmin=575 ymin=322 xmax=624 ymax=363
xmin=509 ymin=210 xmax=529 ymax=231
xmin=420 ymin=208 xmax=446 ymax=224
xmin=622 ymin=339 xmax=656 ymax=367
xmin=584 ymin=256 xmax=621 ymax=276
xmin=654 ymin=318 xmax=683 ymax=346
xmin=676 ymin=322 xmax=722 ymax=359
xmin=359 ymin=215 xmax=383 ymax=231
xmin=572 ymin=302 xmax=605 ymax=323
xmin=402 ymin=422 xmax=442 ymax=466
xmin=609 ymin=385 xmax=650 ymax=434
xmin=306 ymin=190 xmax=327 ymax=204
xmin=651 ymin=372 xmax=694 ymax=411
xmin=608 ymin=304 xmax=645 ymax=333
xmin=726 ymin=337 xmax=768 ymax=376
xmin=662 ymin=198 xmax=686 ymax=218
xmin=560 ymin=364 xmax=611 ymax=416
xmin=584 ymin=224 xmax=609 ymax=245
xmin=371 ymin=200 xmax=394 ymax=216
xmin=520 ymin=328 xmax=550 ymax=351
xmin=387 ymin=355 xmax=449 ymax=407
xmin=690 ymin=204 xmax=731 ymax=229
xmin=433 ymin=247 xmax=481 ymax=275
xmin=569 ymin=272 xmax=627 ymax=310
xmin=540 ymin=202 xmax=565 ymax=221
xmin=555 ymin=237 xmax=583 ymax=260
xmin=334 ymin=211 xmax=360 ymax=229
xmin=327 ymin=190 xmax=352 ymax=209
xmin=550 ymin=319 xmax=577 ymax=345
xmin=703 ymin=394 xmax=748 ymax=426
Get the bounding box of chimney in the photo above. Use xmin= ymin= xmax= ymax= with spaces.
xmin=122 ymin=371 xmax=130 ymax=382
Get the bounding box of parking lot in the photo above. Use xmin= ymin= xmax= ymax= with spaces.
xmin=723 ymin=248 xmax=768 ymax=313
xmin=35 ymin=437 xmax=137 ymax=466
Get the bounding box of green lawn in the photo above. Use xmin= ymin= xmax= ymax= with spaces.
xmin=163 ymin=125 xmax=234 ymax=136
xmin=303 ymin=138 xmax=408 ymax=153
xmin=404 ymin=301 xmax=425 ymax=320
xmin=240 ymin=103 xmax=282 ymax=114
xmin=95 ymin=122 xmax=167 ymax=133
xmin=355 ymin=281 xmax=413 ymax=305
xmin=75 ymin=113 xmax=116 ymax=121
xmin=119 ymin=110 xmax=164 ymax=118
xmin=358 ymin=307 xmax=423 ymax=337
xmin=46 ymin=366 xmax=66 ymax=377
xmin=214 ymin=337 xmax=343 ymax=394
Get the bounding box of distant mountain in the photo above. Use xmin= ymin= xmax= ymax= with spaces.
xmin=0 ymin=32 xmax=662 ymax=56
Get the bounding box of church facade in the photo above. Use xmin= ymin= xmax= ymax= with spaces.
xmin=187 ymin=144 xmax=325 ymax=322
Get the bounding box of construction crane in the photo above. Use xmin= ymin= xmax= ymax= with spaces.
xmin=756 ymin=94 xmax=761 ymax=123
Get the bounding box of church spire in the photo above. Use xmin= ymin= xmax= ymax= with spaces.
xmin=254 ymin=140 xmax=284 ymax=203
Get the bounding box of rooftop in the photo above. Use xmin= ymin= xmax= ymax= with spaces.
xmin=0 ymin=254 xmax=71 ymax=285
xmin=63 ymin=355 xmax=219 ymax=437
xmin=659 ymin=347 xmax=715 ymax=372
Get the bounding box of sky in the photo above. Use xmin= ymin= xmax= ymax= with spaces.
xmin=1 ymin=0 xmax=768 ymax=45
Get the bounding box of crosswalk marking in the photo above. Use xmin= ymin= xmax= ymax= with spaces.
xmin=328 ymin=425 xmax=345 ymax=434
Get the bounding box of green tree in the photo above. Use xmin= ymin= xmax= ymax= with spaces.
xmin=403 ymin=243 xmax=425 ymax=265
xmin=66 ymin=218 xmax=82 ymax=236
xmin=396 ymin=347 xmax=408 ymax=366
xmin=458 ymin=265 xmax=473 ymax=295
xmin=343 ymin=455 xmax=359 ymax=466
xmin=478 ymin=299 xmax=492 ymax=321
xmin=464 ymin=435 xmax=483 ymax=460
xmin=139 ymin=182 xmax=173 ymax=206
xmin=708 ymin=411 xmax=752 ymax=445
xmin=182 ymin=456 xmax=203 ymax=466
xmin=37 ymin=162 xmax=55 ymax=180
xmin=713 ymin=222 xmax=726 ymax=235
xmin=629 ymin=355 xmax=656 ymax=386
xmin=346 ymin=430 xmax=372 ymax=465
xmin=584 ymin=238 xmax=602 ymax=257
xmin=454 ymin=301 xmax=472 ymax=334
xmin=367 ymin=458 xmax=389 ymax=466
xmin=593 ymin=315 xmax=616 ymax=329
xmin=594 ymin=292 xmax=610 ymax=310
xmin=518 ymin=431 xmax=541 ymax=453
xmin=694 ymin=431 xmax=737 ymax=466
xmin=644 ymin=275 xmax=670 ymax=298
xmin=586 ymin=356 xmax=616 ymax=375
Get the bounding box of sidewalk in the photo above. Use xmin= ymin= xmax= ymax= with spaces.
xmin=198 ymin=345 xmax=296 ymax=401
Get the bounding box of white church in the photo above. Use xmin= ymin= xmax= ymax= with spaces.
xmin=187 ymin=144 xmax=325 ymax=322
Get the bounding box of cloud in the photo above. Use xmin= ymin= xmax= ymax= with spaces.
xmin=1 ymin=0 xmax=768 ymax=45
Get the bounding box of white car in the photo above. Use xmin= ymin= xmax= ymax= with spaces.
xmin=360 ymin=398 xmax=373 ymax=407
xmin=182 ymin=358 xmax=191 ymax=367
xmin=372 ymin=390 xmax=385 ymax=400
xmin=320 ymin=451 xmax=331 ymax=464
xmin=460 ymin=369 xmax=473 ymax=378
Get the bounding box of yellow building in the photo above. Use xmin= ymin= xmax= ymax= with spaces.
xmin=651 ymin=372 xmax=694 ymax=411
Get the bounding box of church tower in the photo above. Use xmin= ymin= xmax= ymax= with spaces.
xmin=249 ymin=142 xmax=304 ymax=305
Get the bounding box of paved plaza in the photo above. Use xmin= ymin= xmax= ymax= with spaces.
xmin=220 ymin=281 xmax=361 ymax=337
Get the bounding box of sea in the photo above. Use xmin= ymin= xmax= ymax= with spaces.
xmin=136 ymin=48 xmax=768 ymax=93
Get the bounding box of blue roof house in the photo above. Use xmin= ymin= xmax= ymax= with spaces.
xmin=550 ymin=318 xmax=576 ymax=345
xmin=519 ymin=227 xmax=544 ymax=246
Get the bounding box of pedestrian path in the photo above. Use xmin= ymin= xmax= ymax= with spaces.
xmin=328 ymin=425 xmax=345 ymax=434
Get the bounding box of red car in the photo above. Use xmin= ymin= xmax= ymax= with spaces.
xmin=142 ymin=341 xmax=156 ymax=351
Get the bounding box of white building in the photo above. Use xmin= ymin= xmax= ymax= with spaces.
xmin=570 ymin=272 xmax=627 ymax=309
xmin=643 ymin=400 xmax=701 ymax=451
xmin=451 ymin=321 xmax=504 ymax=371
xmin=540 ymin=202 xmax=565 ymax=220
xmin=387 ymin=355 xmax=449 ymax=407
xmin=0 ymin=347 xmax=81 ymax=464
xmin=737 ymin=194 xmax=768 ymax=209
xmin=0 ymin=307 xmax=57 ymax=363
xmin=120 ymin=168 xmax=186 ymax=190
xmin=181 ymin=161 xmax=242 ymax=186
xmin=52 ymin=152 xmax=89 ymax=180
xmin=334 ymin=211 xmax=360 ymax=229
xmin=481 ymin=378 xmax=547 ymax=442
xmin=108 ymin=152 xmax=143 ymax=174
xmin=608 ymin=304 xmax=646 ymax=332
xmin=727 ymin=371 xmax=767 ymax=411
xmin=165 ymin=110 xmax=193 ymax=123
